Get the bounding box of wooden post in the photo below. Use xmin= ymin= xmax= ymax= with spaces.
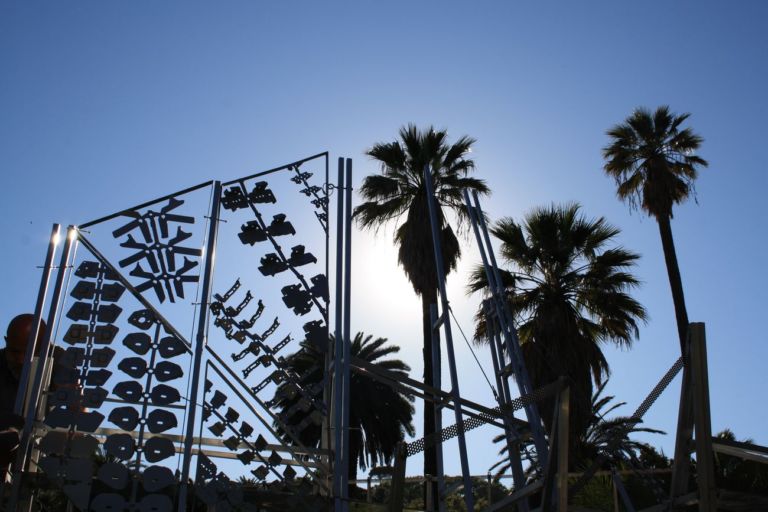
xmin=690 ymin=323 xmax=717 ymax=512
xmin=389 ymin=443 xmax=407 ymax=512
xmin=670 ymin=336 xmax=695 ymax=499
xmin=557 ymin=385 xmax=570 ymax=512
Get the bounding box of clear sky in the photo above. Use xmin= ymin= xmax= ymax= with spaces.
xmin=2 ymin=1 xmax=767 ymax=479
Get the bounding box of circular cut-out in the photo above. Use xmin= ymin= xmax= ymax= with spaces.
xmin=143 ymin=437 xmax=175 ymax=463
xmin=104 ymin=433 xmax=135 ymax=461
xmin=108 ymin=407 xmax=140 ymax=431
xmin=90 ymin=493 xmax=126 ymax=512
xmin=146 ymin=409 xmax=177 ymax=434
xmin=142 ymin=465 xmax=174 ymax=492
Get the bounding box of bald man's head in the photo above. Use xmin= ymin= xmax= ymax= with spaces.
xmin=5 ymin=314 xmax=47 ymax=379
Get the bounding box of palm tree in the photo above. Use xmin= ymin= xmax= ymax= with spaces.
xmin=469 ymin=203 xmax=647 ymax=453
xmin=272 ymin=332 xmax=415 ymax=483
xmin=602 ymin=106 xmax=708 ymax=353
xmin=490 ymin=379 xmax=663 ymax=478
xmin=354 ymin=124 xmax=489 ymax=494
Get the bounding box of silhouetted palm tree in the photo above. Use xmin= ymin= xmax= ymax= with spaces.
xmin=272 ymin=332 xmax=415 ymax=483
xmin=490 ymin=379 xmax=663 ymax=477
xmin=603 ymin=106 xmax=708 ymax=352
xmin=354 ymin=125 xmax=489 ymax=492
xmin=469 ymin=204 xmax=647 ymax=452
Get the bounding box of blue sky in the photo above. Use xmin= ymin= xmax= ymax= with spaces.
xmin=2 ymin=1 xmax=767 ymax=479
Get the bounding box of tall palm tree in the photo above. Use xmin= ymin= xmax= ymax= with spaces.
xmin=272 ymin=332 xmax=415 ymax=483
xmin=602 ymin=106 xmax=708 ymax=352
xmin=469 ymin=203 xmax=647 ymax=452
xmin=354 ymin=124 xmax=489 ymax=493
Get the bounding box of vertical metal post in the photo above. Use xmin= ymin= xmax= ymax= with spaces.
xmin=463 ymin=189 xmax=549 ymax=462
xmin=13 ymin=224 xmax=60 ymax=415
xmin=332 ymin=158 xmax=346 ymax=511
xmin=690 ymin=323 xmax=716 ymax=512
xmin=429 ymin=304 xmax=446 ymax=512
xmin=339 ymin=157 xmax=353 ymax=510
xmin=8 ymin=225 xmax=75 ymax=511
xmin=389 ymin=443 xmax=407 ymax=512
xmin=422 ymin=165 xmax=474 ymax=512
xmin=178 ymin=181 xmax=222 ymax=512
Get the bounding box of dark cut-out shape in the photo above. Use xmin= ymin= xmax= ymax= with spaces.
xmin=209 ymin=390 xmax=227 ymax=410
xmin=118 ymin=357 xmax=147 ymax=378
xmin=153 ymin=361 xmax=183 ymax=382
xmin=90 ymin=493 xmax=126 ymax=512
xmin=238 ymin=221 xmax=267 ymax=245
xmin=123 ymin=332 xmax=151 ymax=355
xmin=63 ymin=481 xmax=91 ymax=510
xmin=54 ymin=367 xmax=80 ymax=386
xmin=158 ymin=336 xmax=186 ymax=358
xmin=240 ymin=421 xmax=254 ymax=438
xmin=268 ymin=450 xmax=282 ymax=466
xmin=77 ymin=411 xmax=105 ymax=432
xmin=40 ymin=431 xmax=68 ymax=455
xmin=82 ymin=387 xmax=108 ymax=409
xmin=64 ymin=457 xmax=93 ymax=481
xmin=70 ymin=280 xmax=96 ymax=300
xmin=113 ymin=380 xmax=143 ymax=402
xmin=100 ymin=282 xmax=126 ymax=302
xmin=94 ymin=324 xmax=119 ymax=344
xmin=283 ymin=465 xmax=297 ymax=480
xmin=66 ymin=301 xmax=93 ymax=321
xmin=266 ymin=214 xmax=295 ymax=237
xmin=44 ymin=408 xmax=74 ymax=429
xmin=208 ymin=422 xmax=226 ymax=437
xmin=221 ymin=186 xmax=249 ymax=211
xmin=104 ymin=433 xmax=135 ymax=461
xmin=97 ymin=304 xmax=122 ymax=323
xmin=287 ymin=245 xmax=316 ymax=267
xmin=223 ymin=436 xmax=240 ymax=451
xmin=70 ymin=434 xmax=100 ymax=458
xmin=75 ymin=261 xmax=101 ymax=279
xmin=253 ymin=434 xmax=267 ymax=452
xmin=109 ymin=406 xmax=140 ymax=431
xmin=252 ymin=465 xmax=269 ymax=480
xmin=281 ymin=284 xmax=313 ymax=315
xmin=303 ymin=320 xmax=327 ymax=352
xmin=237 ymin=449 xmax=254 ymax=465
xmin=98 ymin=462 xmax=129 ymax=490
xmin=224 ymin=407 xmax=239 ymax=423
xmin=258 ymin=253 xmax=288 ymax=276
xmin=142 ymin=465 xmax=174 ymax=492
xmin=147 ymin=409 xmax=177 ymax=433
xmin=140 ymin=494 xmax=173 ymax=512
xmin=310 ymin=274 xmax=329 ymax=302
xmin=62 ymin=347 xmax=86 ymax=367
xmin=63 ymin=323 xmax=89 ymax=345
xmin=150 ymin=384 xmax=180 ymax=405
xmin=85 ymin=369 xmax=112 ymax=386
xmin=39 ymin=456 xmax=64 ymax=482
xmin=49 ymin=387 xmax=78 ymax=408
xmin=90 ymin=347 xmax=116 ymax=368
xmin=249 ymin=181 xmax=276 ymax=204
xmin=143 ymin=436 xmax=175 ymax=462
xmin=128 ymin=309 xmax=156 ymax=330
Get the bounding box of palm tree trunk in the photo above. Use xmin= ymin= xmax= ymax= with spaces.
xmin=657 ymin=215 xmax=690 ymax=352
xmin=422 ymin=290 xmax=440 ymax=508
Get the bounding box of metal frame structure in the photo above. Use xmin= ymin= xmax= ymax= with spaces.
xmin=4 ymin=154 xmax=736 ymax=512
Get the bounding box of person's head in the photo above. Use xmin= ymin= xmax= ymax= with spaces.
xmin=4 ymin=314 xmax=46 ymax=379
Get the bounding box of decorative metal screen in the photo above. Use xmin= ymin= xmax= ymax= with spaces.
xmin=16 ymin=154 xmax=333 ymax=511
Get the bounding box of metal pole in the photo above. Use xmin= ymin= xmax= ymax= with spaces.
xmin=8 ymin=225 xmax=75 ymax=511
xmin=422 ymin=165 xmax=474 ymax=512
xmin=178 ymin=181 xmax=222 ymax=512
xmin=332 ymin=158 xmax=346 ymax=511
xmin=13 ymin=224 xmax=60 ymax=415
xmin=464 ymin=189 xmax=549 ymax=461
xmin=430 ymin=304 xmax=447 ymax=512
xmin=556 ymin=386 xmax=570 ymax=512
xmin=339 ymin=157 xmax=353 ymax=510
